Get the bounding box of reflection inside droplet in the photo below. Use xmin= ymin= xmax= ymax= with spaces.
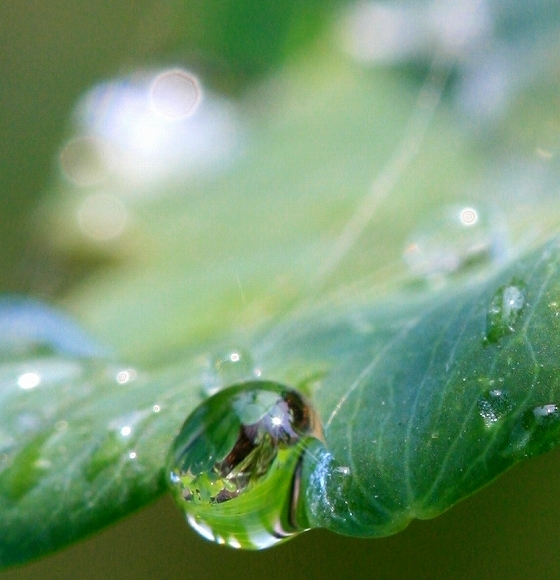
xmin=167 ymin=380 xmax=324 ymax=549
xmin=120 ymin=426 xmax=132 ymax=437
xmin=485 ymin=283 xmax=526 ymax=344
xmin=150 ymin=69 xmax=202 ymax=120
xmin=17 ymin=372 xmax=41 ymax=390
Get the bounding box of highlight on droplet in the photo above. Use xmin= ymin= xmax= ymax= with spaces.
xmin=116 ymin=368 xmax=137 ymax=384
xmin=59 ymin=136 xmax=113 ymax=187
xmin=459 ymin=206 xmax=478 ymax=226
xmin=17 ymin=372 xmax=41 ymax=390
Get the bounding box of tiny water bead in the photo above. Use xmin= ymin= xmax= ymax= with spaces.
xmin=167 ymin=380 xmax=324 ymax=549
xmin=506 ymin=403 xmax=560 ymax=459
xmin=402 ymin=204 xmax=507 ymax=281
xmin=203 ymin=348 xmax=256 ymax=396
xmin=485 ymin=283 xmax=526 ymax=343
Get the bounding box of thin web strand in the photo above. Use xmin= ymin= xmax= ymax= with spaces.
xmin=253 ymin=55 xmax=452 ymax=355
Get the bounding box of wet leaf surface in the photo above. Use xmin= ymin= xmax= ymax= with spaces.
xmin=2 ymin=237 xmax=560 ymax=566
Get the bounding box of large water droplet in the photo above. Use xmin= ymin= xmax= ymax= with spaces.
xmin=477 ymin=388 xmax=513 ymax=427
xmin=485 ymin=283 xmax=526 ymax=343
xmin=167 ymin=380 xmax=324 ymax=549
xmin=203 ymin=348 xmax=256 ymax=396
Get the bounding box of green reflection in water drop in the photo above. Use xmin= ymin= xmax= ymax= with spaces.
xmin=505 ymin=403 xmax=560 ymax=459
xmin=485 ymin=282 xmax=526 ymax=344
xmin=477 ymin=388 xmax=513 ymax=428
xmin=167 ymin=380 xmax=324 ymax=549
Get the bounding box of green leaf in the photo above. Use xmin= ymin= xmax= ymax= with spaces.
xmin=6 ymin=37 xmax=560 ymax=568
xmin=2 ymin=237 xmax=560 ymax=567
xmin=296 ymin=237 xmax=560 ymax=536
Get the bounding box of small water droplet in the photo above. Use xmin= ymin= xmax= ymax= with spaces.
xmin=403 ymin=204 xmax=506 ymax=282
xmin=203 ymin=348 xmax=256 ymax=396
xmin=505 ymin=403 xmax=560 ymax=459
xmin=167 ymin=380 xmax=324 ymax=549
xmin=334 ymin=466 xmax=351 ymax=475
xmin=532 ymin=404 xmax=559 ymax=425
xmin=485 ymin=283 xmax=526 ymax=343
xmin=477 ymin=388 xmax=513 ymax=427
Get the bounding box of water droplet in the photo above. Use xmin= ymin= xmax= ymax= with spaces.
xmin=203 ymin=348 xmax=256 ymax=396
xmin=477 ymin=388 xmax=513 ymax=427
xmin=549 ymin=300 xmax=560 ymax=318
xmin=485 ymin=283 xmax=526 ymax=343
xmin=167 ymin=380 xmax=324 ymax=549
xmin=532 ymin=404 xmax=559 ymax=424
xmin=505 ymin=403 xmax=560 ymax=459
xmin=403 ymin=204 xmax=506 ymax=282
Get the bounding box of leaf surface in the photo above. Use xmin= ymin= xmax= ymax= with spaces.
xmin=2 ymin=238 xmax=560 ymax=566
xmin=4 ymin=45 xmax=560 ymax=567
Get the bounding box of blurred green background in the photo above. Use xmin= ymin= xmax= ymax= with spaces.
xmin=2 ymin=0 xmax=560 ymax=578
